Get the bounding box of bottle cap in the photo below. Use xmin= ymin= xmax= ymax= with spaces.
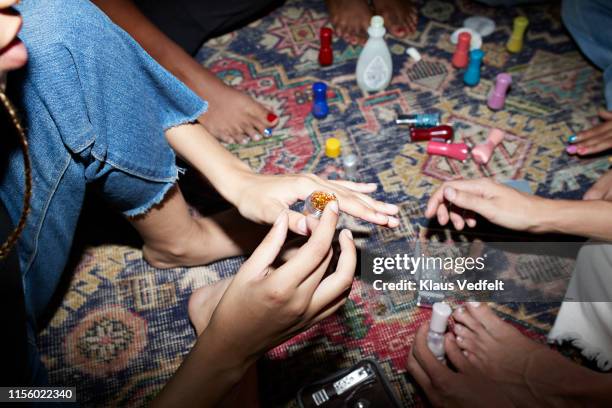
xmin=406 ymin=47 xmax=422 ymax=62
xmin=321 ymin=27 xmax=333 ymax=39
xmin=430 ymin=302 xmax=452 ymax=333
xmin=343 ymin=153 xmax=358 ymax=168
xmin=514 ymin=16 xmax=529 ymax=29
xmin=371 ymin=15 xmax=384 ymax=28
xmin=450 ymin=28 xmax=482 ymax=50
xmin=326 ymin=138 xmax=341 ymax=158
xmin=463 ymin=16 xmax=496 ymax=37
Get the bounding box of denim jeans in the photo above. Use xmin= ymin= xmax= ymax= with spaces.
xmin=562 ymin=0 xmax=612 ymax=110
xmin=2 ymin=0 xmax=206 ymax=384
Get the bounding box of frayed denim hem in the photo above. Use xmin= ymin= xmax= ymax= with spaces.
xmin=122 ymin=179 xmax=177 ymax=218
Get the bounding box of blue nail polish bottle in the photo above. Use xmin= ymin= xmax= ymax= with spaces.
xmin=312 ymin=82 xmax=329 ymax=119
xmin=463 ymin=49 xmax=485 ymax=87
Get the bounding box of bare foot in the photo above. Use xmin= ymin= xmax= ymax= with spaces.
xmin=452 ymin=302 xmax=546 ymax=406
xmin=188 ymin=278 xmax=232 ymax=335
xmin=372 ymin=0 xmax=417 ymax=38
xmin=199 ymin=81 xmax=278 ymax=145
xmin=584 ymin=169 xmax=612 ymax=201
xmin=325 ymin=0 xmax=372 ymax=45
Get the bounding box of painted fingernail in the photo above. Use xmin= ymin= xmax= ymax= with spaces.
xmin=328 ymin=200 xmax=339 ymax=214
xmin=577 ymin=146 xmax=587 ymax=155
xmin=468 ymin=301 xmax=481 ymax=308
xmin=267 ymin=113 xmax=278 ymax=123
xmin=568 ymin=134 xmax=577 ymax=143
xmin=566 ymin=145 xmax=577 ymax=154
xmin=344 ymin=229 xmax=354 ymax=240
xmin=263 ymin=128 xmax=273 ymax=137
xmin=297 ymin=217 xmax=308 ymax=235
xmin=444 ymin=187 xmax=457 ymax=200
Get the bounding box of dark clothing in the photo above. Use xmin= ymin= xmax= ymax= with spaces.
xmin=134 ymin=0 xmax=283 ymax=55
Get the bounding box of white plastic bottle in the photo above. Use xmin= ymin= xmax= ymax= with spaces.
xmin=356 ymin=16 xmax=393 ymax=93
xmin=427 ymin=302 xmax=452 ymax=361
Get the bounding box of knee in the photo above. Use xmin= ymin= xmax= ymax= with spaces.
xmin=561 ymin=0 xmax=580 ymax=32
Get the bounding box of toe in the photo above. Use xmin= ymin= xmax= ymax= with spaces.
xmin=453 ymin=305 xmax=485 ymax=335
xmin=453 ymin=323 xmax=478 ymax=343
xmin=465 ymin=302 xmax=507 ymax=334
xmin=455 ymin=331 xmax=481 ymax=354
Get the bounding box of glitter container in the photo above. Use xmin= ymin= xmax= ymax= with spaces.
xmin=303 ymin=191 xmax=337 ymax=218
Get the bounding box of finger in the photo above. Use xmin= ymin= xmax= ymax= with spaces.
xmin=444 ymin=332 xmax=474 ymax=374
xmin=599 ymin=109 xmax=612 ymax=121
xmin=576 ymin=142 xmax=612 ymax=156
xmin=425 ymin=187 xmax=447 ymax=218
xmin=241 ymin=211 xmax=289 ymax=274
xmin=436 ymin=203 xmax=449 ymax=226
xmin=407 ymin=345 xmax=435 ymax=395
xmin=443 ymin=187 xmax=494 ymax=219
xmin=576 ymin=132 xmax=612 ymax=149
xmin=412 ymin=323 xmax=452 ymax=381
xmin=449 ymin=210 xmax=466 ymax=230
xmin=577 ymin=120 xmax=612 ymax=141
xmin=297 ymin=247 xmax=333 ymax=300
xmin=328 ymin=180 xmax=378 ymax=193
xmin=334 ymin=191 xmax=394 ymax=226
xmin=0 ymin=9 xmax=22 ymax=49
xmin=309 ymin=229 xmax=356 ymax=310
xmin=276 ymin=200 xmax=339 ymax=283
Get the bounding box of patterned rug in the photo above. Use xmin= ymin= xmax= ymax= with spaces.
xmin=39 ymin=0 xmax=610 ymax=406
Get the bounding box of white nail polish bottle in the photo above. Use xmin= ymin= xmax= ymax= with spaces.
xmin=428 ymin=302 xmax=452 ymax=361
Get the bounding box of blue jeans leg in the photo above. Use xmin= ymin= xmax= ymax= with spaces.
xmin=563 ymin=0 xmax=612 ymax=110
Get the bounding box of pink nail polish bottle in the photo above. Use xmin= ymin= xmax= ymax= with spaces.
xmin=427 ymin=141 xmax=470 ymax=161
xmin=472 ymin=128 xmax=505 ymax=164
xmin=428 ymin=302 xmax=452 ymax=361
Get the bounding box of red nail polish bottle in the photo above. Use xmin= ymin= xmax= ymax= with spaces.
xmin=319 ymin=27 xmax=333 ymax=66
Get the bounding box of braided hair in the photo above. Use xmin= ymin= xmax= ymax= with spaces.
xmin=0 ymin=90 xmax=32 ymax=259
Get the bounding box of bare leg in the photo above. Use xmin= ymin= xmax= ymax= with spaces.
xmin=130 ymin=184 xmax=268 ymax=268
xmin=452 ymin=302 xmax=612 ymax=406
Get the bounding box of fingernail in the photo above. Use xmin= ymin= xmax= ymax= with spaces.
xmin=468 ymin=301 xmax=481 ymax=308
xmin=568 ymin=134 xmax=577 ymax=143
xmin=566 ymin=145 xmax=577 ymax=154
xmin=388 ymin=216 xmax=400 ymax=225
xmin=444 ymin=187 xmax=456 ymax=200
xmin=344 ymin=229 xmax=353 ymax=240
xmin=368 ymin=183 xmax=378 ymax=189
xmin=577 ymin=146 xmax=587 ymax=155
xmin=297 ymin=217 xmax=308 ymax=235
xmin=263 ymin=128 xmax=273 ymax=138
xmin=387 ymin=203 xmax=399 ymax=212
xmin=267 ymin=113 xmax=278 ymax=123
xmin=328 ymin=200 xmax=339 ymax=214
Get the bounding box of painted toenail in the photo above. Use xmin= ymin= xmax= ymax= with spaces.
xmin=455 ymin=325 xmax=463 ymax=332
xmin=456 ymin=336 xmax=464 ymax=343
xmin=263 ymin=128 xmax=273 ymax=137
xmin=468 ymin=301 xmax=481 ymax=308
xmin=456 ymin=307 xmax=465 ymax=314
xmin=463 ymin=350 xmax=469 ymax=357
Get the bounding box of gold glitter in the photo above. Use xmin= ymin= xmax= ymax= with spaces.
xmin=309 ymin=191 xmax=337 ymax=212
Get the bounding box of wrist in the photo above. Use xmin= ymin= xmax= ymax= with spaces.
xmin=525 ymin=196 xmax=557 ymax=234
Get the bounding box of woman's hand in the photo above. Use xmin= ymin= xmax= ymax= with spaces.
xmin=204 ymin=200 xmax=355 ymax=367
xmin=569 ymin=110 xmax=612 ymax=156
xmin=234 ymin=173 xmax=400 ymax=235
xmin=425 ymin=178 xmax=546 ymax=233
xmin=0 ymin=0 xmax=27 ymax=75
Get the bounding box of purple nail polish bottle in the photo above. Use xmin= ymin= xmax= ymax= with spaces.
xmin=487 ymin=73 xmax=512 ymax=111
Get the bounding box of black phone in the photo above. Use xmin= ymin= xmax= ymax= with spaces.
xmin=297 ymin=359 xmax=401 ymax=408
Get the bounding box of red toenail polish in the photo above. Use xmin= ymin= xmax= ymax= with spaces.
xmin=267 ymin=113 xmax=278 ymax=123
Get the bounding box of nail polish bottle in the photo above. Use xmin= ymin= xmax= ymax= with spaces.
xmin=471 ymin=128 xmax=505 ymax=164
xmin=396 ymin=113 xmax=441 ymax=128
xmin=409 ymin=125 xmax=454 ymax=142
xmin=428 ymin=302 xmax=452 ymax=361
xmin=427 ymin=141 xmax=470 ymax=161
xmin=343 ymin=154 xmax=359 ymax=181
xmin=303 ymin=191 xmax=337 ymax=218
